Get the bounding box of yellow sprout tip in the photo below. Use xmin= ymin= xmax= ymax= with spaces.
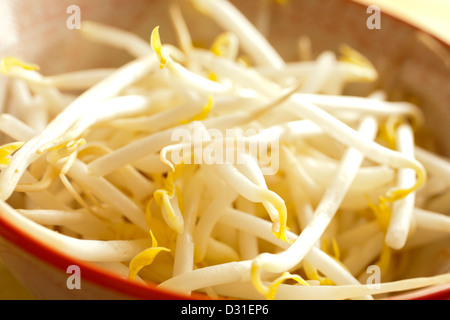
xmin=128 ymin=246 xmax=171 ymax=281
xmin=303 ymin=261 xmax=335 ymax=286
xmin=151 ymin=26 xmax=168 ymax=69
xmin=250 ymin=259 xmax=270 ymax=298
xmin=0 ymin=57 xmax=40 ymax=74
xmin=0 ymin=141 xmax=24 ymax=167
xmin=266 ymin=272 xmax=309 ymax=300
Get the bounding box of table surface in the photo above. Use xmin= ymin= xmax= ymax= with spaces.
xmin=1 ymin=0 xmax=450 ymax=300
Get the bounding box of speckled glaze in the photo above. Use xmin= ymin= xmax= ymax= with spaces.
xmin=0 ymin=0 xmax=449 ymax=300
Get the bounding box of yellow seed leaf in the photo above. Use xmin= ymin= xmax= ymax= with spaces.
xmin=128 ymin=246 xmax=171 ymax=280
xmin=192 ymin=95 xmax=213 ymax=121
xmin=266 ymin=272 xmax=309 ymax=300
xmin=0 ymin=57 xmax=40 ymax=74
xmin=376 ymin=243 xmax=392 ymax=274
xmin=151 ymin=26 xmax=168 ymax=69
xmin=339 ymin=44 xmax=374 ymax=69
xmin=250 ymin=260 xmax=270 ymax=298
xmin=180 ymin=95 xmax=214 ymax=124
xmin=303 ymin=261 xmax=335 ymax=286
xmin=0 ymin=141 xmax=24 ymax=167
xmin=210 ymin=32 xmax=232 ymax=57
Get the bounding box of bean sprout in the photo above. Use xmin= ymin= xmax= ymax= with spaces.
xmin=0 ymin=0 xmax=449 ymax=300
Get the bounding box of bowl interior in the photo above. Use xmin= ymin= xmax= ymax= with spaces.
xmin=0 ymin=0 xmax=449 ymax=300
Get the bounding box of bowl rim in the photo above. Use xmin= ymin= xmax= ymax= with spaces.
xmin=0 ymin=0 xmax=449 ymax=301
xmin=0 ymin=203 xmax=200 ymax=300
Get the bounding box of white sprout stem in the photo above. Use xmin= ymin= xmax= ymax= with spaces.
xmin=189 ymin=49 xmax=282 ymax=94
xmin=0 ymin=199 xmax=151 ymax=262
xmin=287 ymin=95 xmax=426 ymax=187
xmin=5 ymin=69 xmax=67 ymax=115
xmin=202 ymin=57 xmax=424 ymax=198
xmin=416 ymin=176 xmax=448 ymax=206
xmin=131 ymin=153 xmax=171 ymax=175
xmin=16 ymin=208 xmax=115 ymax=240
xmin=17 ymin=208 xmax=103 ymax=227
xmin=7 ymin=69 xmax=115 ymax=91
xmin=190 ymin=0 xmax=285 ymax=69
xmin=77 ymin=142 xmax=156 ymax=201
xmin=158 ymin=207 xmax=367 ymax=294
xmin=280 ymin=146 xmax=323 ymax=200
xmin=173 ymin=170 xmax=204 ymax=278
xmin=0 ymin=112 xmax=43 ymax=183
xmin=87 ymin=85 xmax=307 ymax=176
xmin=413 ymin=207 xmax=450 ymax=233
xmin=190 ymin=48 xmax=420 ymax=123
xmin=250 ymin=119 xmax=323 ymax=144
xmin=298 ymin=51 xmax=337 ymax=94
xmin=88 ymin=125 xmax=185 ymax=176
xmin=105 ymin=165 xmax=155 ymax=202
xmin=218 ymin=207 xmax=367 ymax=290
xmin=255 ymin=115 xmax=378 ymax=273
xmin=338 ymin=208 xmax=450 ymax=254
xmin=158 ymin=259 xmax=253 ymax=293
xmin=205 ymin=237 xmax=240 ymax=264
xmin=296 ymin=155 xmax=395 ymax=193
xmin=10 ymin=79 xmax=32 ymax=113
xmin=67 ymin=160 xmax=149 ymax=232
xmin=424 ymin=189 xmax=450 ymax=213
xmin=194 ymin=165 xmax=238 ymax=262
xmin=59 ymin=95 xmax=155 ymax=141
xmin=0 ymin=55 xmax=158 ymax=201
xmin=414 ymin=146 xmax=450 ymax=184
xmin=158 ymin=120 xmax=321 ymax=174
xmin=44 ymin=69 xmax=115 ymax=90
xmin=336 ymin=221 xmax=380 ymax=252
xmin=2 ymin=1 xmax=448 ymax=301
xmin=2 ymin=119 xmax=149 ymax=231
xmin=291 ymin=93 xmax=423 ymax=123
xmin=159 ymin=190 xmax=184 ymax=234
xmin=39 ymin=55 xmax=158 ymax=150
xmin=385 ymin=123 xmax=417 ymax=250
xmin=80 ymin=21 xmax=154 ymax=58
xmin=18 ymin=170 xmax=71 ymax=211
xmin=342 ymin=233 xmax=384 ymax=276
xmin=212 ymin=272 xmax=450 ymax=300
xmin=238 ymin=230 xmax=260 ymax=260
xmin=23 ymin=96 xmax=48 ymax=133
xmin=256 ymin=60 xmax=377 ymax=82
xmin=235 ymin=197 xmax=259 ymax=260
xmin=281 ymin=148 xmax=315 ymax=231
xmin=107 ymin=97 xmax=206 ymax=132
xmin=234 ymin=152 xmax=280 ymax=223
xmin=188 ymin=48 xmax=426 ymax=183
xmin=210 ymin=162 xmax=285 ymax=234
xmin=10 ymin=80 xmax=47 ymax=132
xmin=169 ymin=2 xmax=193 ymax=54
xmin=163 ymin=59 xmax=232 ymax=95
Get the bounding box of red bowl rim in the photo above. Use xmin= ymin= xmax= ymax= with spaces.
xmin=0 ymin=202 xmax=203 ymax=300
xmin=0 ymin=0 xmax=449 ymax=301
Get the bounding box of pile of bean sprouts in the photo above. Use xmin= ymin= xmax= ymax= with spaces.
xmin=0 ymin=0 xmax=449 ymax=300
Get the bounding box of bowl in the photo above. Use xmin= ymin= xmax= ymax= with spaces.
xmin=0 ymin=0 xmax=449 ymax=300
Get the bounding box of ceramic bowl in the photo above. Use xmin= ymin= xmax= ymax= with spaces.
xmin=0 ymin=0 xmax=449 ymax=300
